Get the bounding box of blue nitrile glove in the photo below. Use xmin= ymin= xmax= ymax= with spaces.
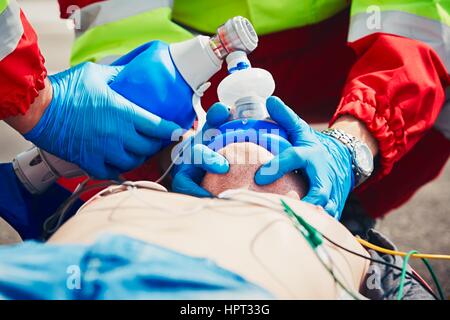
xmin=172 ymin=103 xmax=231 ymax=197
xmin=254 ymin=97 xmax=354 ymax=219
xmin=110 ymin=42 xmax=154 ymax=66
xmin=24 ymin=62 xmax=181 ymax=180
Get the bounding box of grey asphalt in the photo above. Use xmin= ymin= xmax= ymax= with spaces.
xmin=0 ymin=0 xmax=448 ymax=299
xmin=377 ymin=165 xmax=450 ymax=297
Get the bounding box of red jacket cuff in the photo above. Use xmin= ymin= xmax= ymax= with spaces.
xmin=330 ymin=89 xmax=404 ymax=181
xmin=0 ymin=11 xmax=47 ymax=119
xmin=330 ymin=33 xmax=449 ymax=182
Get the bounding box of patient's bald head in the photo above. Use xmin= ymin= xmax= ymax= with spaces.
xmin=201 ymin=142 xmax=307 ymax=199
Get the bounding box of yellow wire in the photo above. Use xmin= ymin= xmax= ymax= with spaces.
xmin=356 ymin=238 xmax=450 ymax=261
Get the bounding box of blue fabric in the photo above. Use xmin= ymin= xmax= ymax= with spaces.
xmin=0 ymin=234 xmax=273 ymax=300
xmin=0 ymin=163 xmax=82 ymax=240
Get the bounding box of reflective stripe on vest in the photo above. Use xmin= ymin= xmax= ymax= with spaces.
xmin=0 ymin=0 xmax=24 ymax=60
xmin=73 ymin=0 xmax=171 ymax=35
xmin=71 ymin=0 xmax=349 ymax=64
xmin=71 ymin=0 xmax=192 ymax=65
xmin=349 ymin=1 xmax=450 ymax=70
xmin=172 ymin=0 xmax=349 ymax=35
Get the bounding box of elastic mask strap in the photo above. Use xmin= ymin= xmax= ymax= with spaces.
xmin=192 ymin=82 xmax=211 ymax=131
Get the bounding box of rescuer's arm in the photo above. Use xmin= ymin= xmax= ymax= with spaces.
xmin=331 ymin=1 xmax=450 ymax=182
xmin=0 ymin=0 xmax=82 ymax=240
xmin=270 ymin=33 xmax=449 ymax=217
xmin=330 ymin=33 xmax=449 ymax=182
xmin=0 ymin=0 xmax=47 ymax=120
xmin=1 ymin=1 xmax=182 ymax=180
xmin=331 ymin=116 xmax=378 ymax=157
xmin=4 ymin=78 xmax=52 ymax=134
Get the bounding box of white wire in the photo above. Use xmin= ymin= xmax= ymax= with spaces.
xmin=43 ymin=178 xmax=119 ymax=236
xmin=154 ymin=137 xmax=190 ymax=184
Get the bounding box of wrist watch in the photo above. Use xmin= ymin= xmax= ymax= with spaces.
xmin=322 ymin=128 xmax=374 ymax=187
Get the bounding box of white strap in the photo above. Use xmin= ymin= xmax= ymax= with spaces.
xmin=192 ymin=82 xmax=211 ymax=131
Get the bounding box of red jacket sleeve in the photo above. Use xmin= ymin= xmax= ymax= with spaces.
xmin=0 ymin=10 xmax=47 ymax=119
xmin=330 ymin=33 xmax=450 ymax=182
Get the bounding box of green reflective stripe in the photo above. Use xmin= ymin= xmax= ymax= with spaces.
xmin=0 ymin=0 xmax=8 ymax=13
xmin=71 ymin=7 xmax=192 ymax=65
xmin=172 ymin=0 xmax=348 ymax=35
xmin=351 ymin=0 xmax=450 ymax=27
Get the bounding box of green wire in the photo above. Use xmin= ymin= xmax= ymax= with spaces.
xmin=280 ymin=199 xmax=361 ymax=300
xmin=398 ymin=251 xmax=445 ymax=300
xmin=420 ymin=258 xmax=445 ymax=300
xmin=280 ymin=199 xmax=444 ymax=301
xmin=280 ymin=199 xmax=323 ymax=248
xmin=397 ymin=250 xmax=418 ymax=300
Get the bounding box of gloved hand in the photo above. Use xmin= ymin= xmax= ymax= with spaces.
xmin=254 ymin=97 xmax=354 ymax=219
xmin=172 ymin=103 xmax=230 ymax=197
xmin=24 ymin=62 xmax=181 ymax=179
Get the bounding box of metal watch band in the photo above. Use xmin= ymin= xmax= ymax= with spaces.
xmin=322 ymin=128 xmax=356 ymax=149
xmin=321 ymin=128 xmax=371 ymax=187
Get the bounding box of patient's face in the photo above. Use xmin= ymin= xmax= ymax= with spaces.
xmin=201 ymin=142 xmax=307 ymax=199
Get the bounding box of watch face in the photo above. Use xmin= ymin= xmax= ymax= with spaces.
xmin=353 ymin=143 xmax=374 ymax=176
